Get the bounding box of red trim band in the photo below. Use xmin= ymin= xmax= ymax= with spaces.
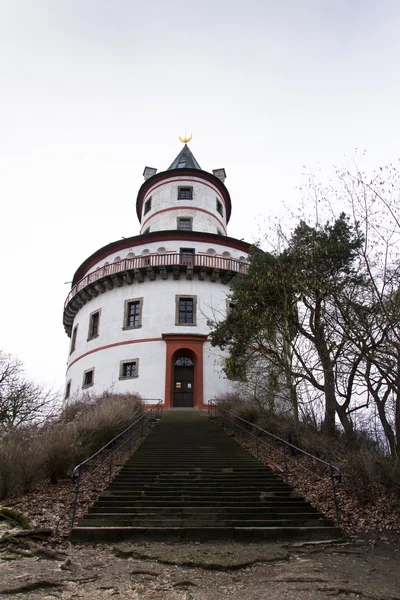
xmin=141 ymin=206 xmax=227 ymax=234
xmin=67 ymin=337 xmax=163 ymax=371
xmin=136 ymin=168 xmax=232 ymax=223
xmin=141 ymin=177 xmax=226 ymax=219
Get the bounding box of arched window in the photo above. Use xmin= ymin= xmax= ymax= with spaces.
xmin=175 ymin=356 xmax=194 ymax=367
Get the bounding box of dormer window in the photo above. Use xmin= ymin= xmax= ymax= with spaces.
xmin=144 ymin=197 xmax=152 ymax=215
xmin=178 ymin=186 xmax=193 ymax=200
xmin=216 ymin=198 xmax=223 ymax=216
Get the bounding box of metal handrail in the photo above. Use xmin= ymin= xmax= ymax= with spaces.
xmin=65 ymin=253 xmax=248 ymax=306
xmin=208 ymin=401 xmax=342 ymax=526
xmin=70 ymin=400 xmax=163 ymax=527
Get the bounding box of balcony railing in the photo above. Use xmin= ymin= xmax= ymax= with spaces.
xmin=65 ymin=253 xmax=248 ymax=307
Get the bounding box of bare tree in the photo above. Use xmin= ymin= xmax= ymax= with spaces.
xmin=304 ymin=162 xmax=400 ymax=455
xmin=0 ymin=351 xmax=61 ymax=431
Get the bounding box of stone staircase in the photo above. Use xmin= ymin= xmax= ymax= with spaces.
xmin=71 ymin=409 xmax=341 ymax=541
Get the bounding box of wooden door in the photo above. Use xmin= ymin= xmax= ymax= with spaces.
xmin=180 ymin=248 xmax=195 ymax=266
xmin=173 ymin=356 xmax=194 ymax=407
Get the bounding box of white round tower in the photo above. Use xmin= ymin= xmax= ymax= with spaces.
xmin=63 ymin=143 xmax=250 ymax=408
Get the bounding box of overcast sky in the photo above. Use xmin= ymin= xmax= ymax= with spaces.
xmin=1 ymin=0 xmax=400 ymax=393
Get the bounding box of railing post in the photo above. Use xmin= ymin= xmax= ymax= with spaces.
xmin=282 ymin=442 xmax=288 ymax=478
xmin=108 ymin=451 xmax=113 ymax=484
xmin=128 ymin=429 xmax=133 ymax=456
xmin=71 ymin=467 xmax=82 ymax=528
xmin=330 ymin=466 xmax=341 ymax=527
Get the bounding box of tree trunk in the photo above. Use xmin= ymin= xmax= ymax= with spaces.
xmin=313 ymin=297 xmax=337 ymax=435
xmin=335 ymin=402 xmax=355 ymax=435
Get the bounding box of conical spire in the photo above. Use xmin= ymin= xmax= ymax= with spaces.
xmin=168 ymin=144 xmax=201 ymax=170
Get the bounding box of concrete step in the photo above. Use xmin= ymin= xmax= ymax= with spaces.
xmin=101 ymin=488 xmax=301 ymax=502
xmin=71 ymin=525 xmax=342 ymax=542
xmin=105 ymin=485 xmax=295 ymax=493
xmin=118 ymin=467 xmax=273 ymax=472
xmin=94 ymin=499 xmax=315 ymax=513
xmin=77 ymin=518 xmax=333 ymax=528
xmin=72 ymin=410 xmax=341 ymax=542
xmin=111 ymin=470 xmax=282 ymax=485
xmin=88 ymin=504 xmax=321 ymax=515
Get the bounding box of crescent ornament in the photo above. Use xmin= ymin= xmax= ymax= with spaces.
xmin=179 ymin=134 xmax=193 ymax=143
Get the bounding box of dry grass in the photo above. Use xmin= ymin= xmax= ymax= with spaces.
xmin=216 ymin=395 xmax=400 ymax=496
xmin=0 ymin=392 xmax=144 ymax=499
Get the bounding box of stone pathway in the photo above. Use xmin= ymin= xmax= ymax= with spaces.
xmin=1 ymin=536 xmax=400 ymax=599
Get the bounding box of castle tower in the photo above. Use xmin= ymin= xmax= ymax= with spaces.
xmin=63 ymin=143 xmax=250 ymax=408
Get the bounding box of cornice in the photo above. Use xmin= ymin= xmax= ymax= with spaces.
xmin=71 ymin=230 xmax=251 ymax=286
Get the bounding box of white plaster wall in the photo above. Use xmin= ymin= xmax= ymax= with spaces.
xmin=140 ymin=176 xmax=228 ymax=235
xmin=66 ymin=275 xmax=235 ymax=401
xmin=142 ymin=209 xmax=226 ymax=236
xmin=65 ymin=167 xmax=246 ymax=402
xmin=203 ymin=342 xmax=236 ymax=403
xmin=66 ymin=340 xmax=166 ymax=403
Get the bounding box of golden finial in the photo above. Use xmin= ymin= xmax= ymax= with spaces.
xmin=179 ymin=133 xmax=193 ymax=143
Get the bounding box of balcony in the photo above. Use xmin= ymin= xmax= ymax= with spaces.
xmin=63 ymin=253 xmax=248 ymax=334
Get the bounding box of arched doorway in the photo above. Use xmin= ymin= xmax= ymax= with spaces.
xmin=173 ymin=355 xmax=194 ymax=407
xmin=162 ymin=334 xmax=207 ymax=409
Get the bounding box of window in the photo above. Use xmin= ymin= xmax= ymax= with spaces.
xmin=178 ymin=186 xmax=193 ymax=200
xmin=180 ymin=247 xmax=195 ymax=266
xmin=70 ymin=325 xmax=78 ymax=354
xmin=177 ymin=217 xmax=192 ymax=231
xmin=119 ymin=359 xmax=139 ymax=379
xmin=65 ymin=380 xmax=71 ymax=400
xmin=88 ymin=310 xmax=100 ymax=340
xmin=176 ymin=295 xmax=197 ymax=325
xmin=144 ymin=197 xmax=152 ymax=215
xmin=217 ymin=228 xmax=223 ymax=236
xmin=175 ymin=356 xmax=194 ymax=367
xmin=123 ymin=298 xmax=143 ymax=329
xmin=143 ymin=226 xmax=150 ymax=234
xmin=82 ymin=368 xmax=94 ymax=388
xmin=216 ymin=198 xmax=223 ymax=216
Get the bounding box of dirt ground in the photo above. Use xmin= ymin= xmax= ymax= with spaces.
xmin=1 ymin=533 xmax=400 ymax=600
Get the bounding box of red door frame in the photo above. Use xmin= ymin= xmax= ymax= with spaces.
xmin=162 ymin=333 xmax=208 ymax=409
